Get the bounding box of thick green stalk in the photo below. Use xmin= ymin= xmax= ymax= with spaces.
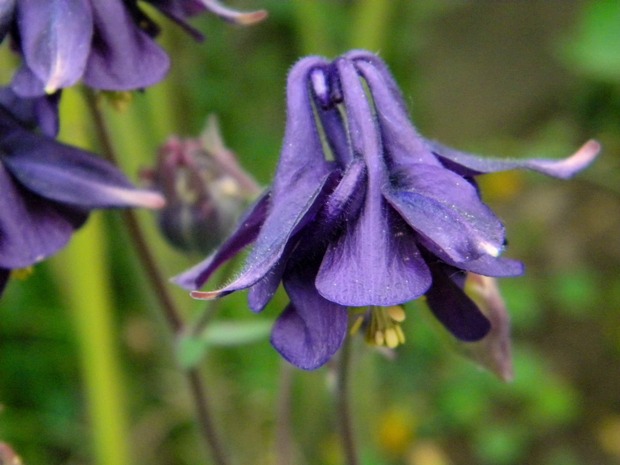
xmin=350 ymin=0 xmax=394 ymax=51
xmin=293 ymin=0 xmax=336 ymax=57
xmin=51 ymin=215 xmax=133 ymax=465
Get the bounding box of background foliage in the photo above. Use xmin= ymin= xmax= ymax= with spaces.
xmin=1 ymin=1 xmax=619 ymax=464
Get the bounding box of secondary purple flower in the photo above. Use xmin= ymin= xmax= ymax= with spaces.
xmin=4 ymin=0 xmax=266 ymax=96
xmin=175 ymin=51 xmax=600 ymax=370
xmin=0 ymin=89 xmax=164 ymax=297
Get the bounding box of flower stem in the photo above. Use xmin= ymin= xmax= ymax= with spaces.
xmin=337 ymin=330 xmax=359 ymax=465
xmin=276 ymin=361 xmax=295 ymax=465
xmin=83 ymin=88 xmax=230 ymax=465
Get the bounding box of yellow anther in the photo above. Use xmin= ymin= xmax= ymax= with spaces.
xmin=374 ymin=330 xmax=385 ymax=346
xmin=384 ymin=328 xmax=400 ymax=348
xmin=362 ymin=306 xmax=407 ymax=349
xmin=387 ymin=305 xmax=406 ymax=322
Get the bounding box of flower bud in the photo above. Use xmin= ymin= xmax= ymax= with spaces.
xmin=146 ymin=116 xmax=260 ymax=254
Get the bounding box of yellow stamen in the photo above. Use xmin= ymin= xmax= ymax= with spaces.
xmin=363 ymin=305 xmax=407 ymax=349
xmin=350 ymin=315 xmax=365 ymax=335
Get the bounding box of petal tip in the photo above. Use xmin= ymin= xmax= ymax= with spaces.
xmin=190 ymin=290 xmax=221 ymax=300
xmin=551 ymin=139 xmax=601 ymax=179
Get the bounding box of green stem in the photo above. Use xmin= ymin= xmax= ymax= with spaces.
xmin=350 ymin=0 xmax=394 ymax=51
xmin=337 ymin=331 xmax=359 ymax=465
xmin=293 ymin=0 xmax=336 ymax=57
xmin=51 ymin=215 xmax=133 ymax=465
xmin=83 ymin=89 xmax=230 ymax=465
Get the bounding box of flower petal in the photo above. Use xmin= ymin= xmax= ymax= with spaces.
xmin=190 ymin=57 xmax=340 ymax=300
xmin=83 ymin=0 xmax=170 ymax=90
xmin=0 ymin=86 xmax=60 ymax=137
xmin=425 ymin=262 xmax=491 ymax=341
xmin=271 ymin=263 xmax=348 ymax=370
xmin=0 ymin=0 xmax=15 ymax=41
xmin=18 ymin=0 xmax=93 ymax=93
xmin=438 ymin=252 xmax=524 ymax=278
xmin=199 ymin=0 xmax=268 ymax=25
xmin=317 ymin=201 xmax=431 ymax=306
xmin=316 ymin=58 xmax=431 ymax=306
xmin=0 ymin=109 xmax=164 ymax=209
xmin=431 ymin=140 xmax=601 ymax=179
xmin=271 ymin=56 xmax=333 ymax=197
xmin=191 ymin=172 xmax=338 ymax=300
xmin=353 ymin=58 xmax=442 ymax=169
xmin=383 ymin=163 xmax=505 ymax=263
xmin=0 ymin=163 xmax=87 ymax=269
xmin=173 ymin=191 xmax=270 ymax=290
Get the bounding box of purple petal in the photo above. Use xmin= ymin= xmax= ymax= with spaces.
xmin=10 ymin=65 xmax=46 ymax=98
xmin=0 ymin=110 xmax=163 ymax=209
xmin=0 ymin=86 xmax=60 ymax=137
xmin=247 ymin=256 xmax=287 ymax=312
xmin=439 ymin=252 xmax=524 ymax=278
xmin=0 ymin=0 xmax=15 ymax=41
xmin=316 ymin=58 xmax=431 ymax=306
xmin=320 ymin=158 xmax=366 ymax=224
xmin=383 ymin=163 xmax=505 ymax=263
xmin=431 ymin=140 xmax=601 ymax=179
xmin=18 ymin=0 xmax=93 ymax=93
xmin=316 ymin=200 xmax=432 ymax=306
xmin=353 ymin=59 xmax=442 ymax=169
xmin=0 ymin=163 xmax=87 ymax=269
xmin=190 ymin=58 xmax=341 ymax=300
xmin=271 ymin=56 xmax=333 ymax=197
xmin=84 ymin=0 xmax=170 ymax=90
xmin=174 ymin=191 xmax=270 ymax=290
xmin=425 ymin=262 xmax=491 ymax=341
xmin=271 ymin=264 xmax=348 ymax=370
xmin=191 ymin=172 xmax=338 ymax=300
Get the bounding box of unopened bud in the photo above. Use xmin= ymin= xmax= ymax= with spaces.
xmin=144 ymin=116 xmax=260 ymax=254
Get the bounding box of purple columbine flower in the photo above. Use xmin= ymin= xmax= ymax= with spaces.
xmin=0 ymin=88 xmax=164 ymax=297
xmin=4 ymin=0 xmax=266 ymax=97
xmin=174 ymin=51 xmax=600 ymax=370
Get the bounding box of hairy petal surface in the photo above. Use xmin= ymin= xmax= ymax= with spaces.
xmin=431 ymin=140 xmax=601 ymax=179
xmin=18 ymin=0 xmax=93 ymax=93
xmin=317 ymin=199 xmax=431 ymax=306
xmin=191 ymin=172 xmax=337 ymax=300
xmin=271 ymin=263 xmax=348 ymax=370
xmin=317 ymin=58 xmax=430 ymax=306
xmin=384 ymin=163 xmax=505 ymax=263
xmin=173 ymin=191 xmax=270 ymax=290
xmin=354 ymin=59 xmax=441 ymax=169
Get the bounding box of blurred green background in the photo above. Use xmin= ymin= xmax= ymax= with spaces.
xmin=1 ymin=1 xmax=620 ymax=464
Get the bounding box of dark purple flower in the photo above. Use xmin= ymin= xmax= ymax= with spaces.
xmin=0 ymin=89 xmax=164 ymax=297
xmin=4 ymin=0 xmax=266 ymax=97
xmin=174 ymin=51 xmax=600 ymax=370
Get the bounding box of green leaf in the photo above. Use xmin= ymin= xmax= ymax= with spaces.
xmin=176 ymin=320 xmax=273 ymax=369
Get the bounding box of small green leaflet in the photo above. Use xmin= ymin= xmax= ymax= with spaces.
xmin=177 ymin=320 xmax=272 ymax=369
